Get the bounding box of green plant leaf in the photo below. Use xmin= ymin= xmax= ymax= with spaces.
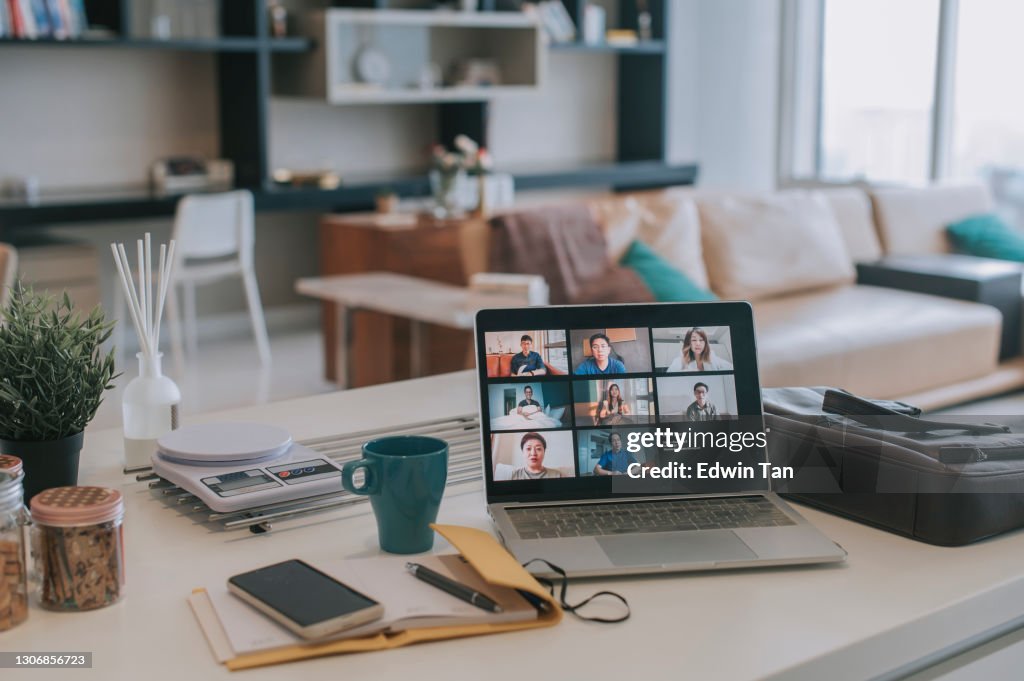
xmin=0 ymin=282 xmax=117 ymax=441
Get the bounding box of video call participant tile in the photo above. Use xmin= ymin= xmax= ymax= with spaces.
xmin=572 ymin=377 xmax=657 ymax=427
xmin=656 ymin=374 xmax=739 ymax=422
xmin=652 ymin=326 xmax=734 ymax=374
xmin=577 ymin=427 xmax=659 ymax=477
xmin=569 ymin=327 xmax=652 ymax=375
xmin=490 ymin=430 xmax=576 ymax=481
xmin=487 ymin=382 xmax=571 ymax=432
xmin=483 ymin=329 xmax=570 ymax=378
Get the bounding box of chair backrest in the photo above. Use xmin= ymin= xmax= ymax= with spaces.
xmin=172 ymin=190 xmax=255 ymax=262
xmin=0 ymin=243 xmax=17 ymax=311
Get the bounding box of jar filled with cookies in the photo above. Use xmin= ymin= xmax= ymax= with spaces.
xmin=0 ymin=470 xmax=29 ymax=631
xmin=30 ymin=486 xmax=125 ymax=612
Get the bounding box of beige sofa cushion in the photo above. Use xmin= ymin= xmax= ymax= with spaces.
xmin=754 ymin=285 xmax=1001 ymax=398
xmin=871 ymin=182 xmax=993 ymax=256
xmin=698 ymin=191 xmax=856 ymax=300
xmin=590 ymin=190 xmax=710 ymax=288
xmin=817 ymin=187 xmax=882 ymax=262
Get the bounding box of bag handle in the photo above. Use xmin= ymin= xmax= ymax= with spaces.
xmin=822 ymin=390 xmax=1009 ymax=436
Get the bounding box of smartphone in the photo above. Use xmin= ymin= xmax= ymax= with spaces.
xmin=227 ymin=559 xmax=384 ymax=640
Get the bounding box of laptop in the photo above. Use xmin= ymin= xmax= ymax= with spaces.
xmin=474 ymin=302 xmax=846 ymax=577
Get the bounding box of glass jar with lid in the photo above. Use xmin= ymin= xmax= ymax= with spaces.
xmin=0 ymin=454 xmax=23 ymax=479
xmin=30 ymin=486 xmax=125 ymax=612
xmin=0 ymin=469 xmax=29 ymax=631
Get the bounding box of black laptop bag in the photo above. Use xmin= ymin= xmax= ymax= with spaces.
xmin=762 ymin=387 xmax=1024 ymax=546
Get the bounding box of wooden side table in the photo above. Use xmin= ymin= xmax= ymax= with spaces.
xmin=297 ymin=272 xmax=524 ymax=389
xmin=318 ymin=213 xmax=475 ymax=387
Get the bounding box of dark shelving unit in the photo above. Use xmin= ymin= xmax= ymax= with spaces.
xmin=0 ymin=37 xmax=312 ymax=51
xmin=0 ymin=0 xmax=695 ymax=233
xmin=0 ymin=161 xmax=698 ymax=229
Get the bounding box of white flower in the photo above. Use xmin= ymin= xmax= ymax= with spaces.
xmin=454 ymin=135 xmax=479 ymax=155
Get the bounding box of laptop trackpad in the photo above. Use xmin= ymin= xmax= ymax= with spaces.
xmin=597 ymin=531 xmax=756 ymax=567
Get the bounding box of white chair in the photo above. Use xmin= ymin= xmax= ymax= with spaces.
xmin=0 ymin=243 xmax=17 ymax=311
xmin=115 ymin=190 xmax=271 ymax=371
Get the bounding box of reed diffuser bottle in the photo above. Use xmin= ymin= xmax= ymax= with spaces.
xmin=111 ymin=234 xmax=181 ymax=472
xmin=122 ymin=352 xmax=180 ymax=471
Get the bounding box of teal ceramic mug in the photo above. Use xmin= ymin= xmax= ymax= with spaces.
xmin=341 ymin=435 xmax=449 ymax=554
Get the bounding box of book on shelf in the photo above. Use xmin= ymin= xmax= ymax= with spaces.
xmin=524 ymin=1 xmax=575 ymax=44
xmin=2 ymin=0 xmax=86 ymax=39
xmin=28 ymin=0 xmax=50 ymax=36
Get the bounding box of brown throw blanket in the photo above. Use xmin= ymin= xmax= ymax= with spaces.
xmin=488 ymin=204 xmax=654 ymax=305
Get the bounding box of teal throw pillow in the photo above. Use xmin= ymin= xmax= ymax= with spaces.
xmin=947 ymin=213 xmax=1024 ymax=261
xmin=620 ymin=240 xmax=717 ymax=302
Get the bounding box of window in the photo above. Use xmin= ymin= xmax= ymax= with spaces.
xmin=950 ymin=0 xmax=1024 ymax=221
xmin=818 ymin=0 xmax=941 ymax=183
xmin=789 ymin=0 xmax=1024 ymax=206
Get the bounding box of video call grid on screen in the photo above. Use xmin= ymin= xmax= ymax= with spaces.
xmin=476 ymin=304 xmax=767 ymax=498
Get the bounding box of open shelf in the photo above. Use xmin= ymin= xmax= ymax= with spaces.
xmin=0 ymin=36 xmax=313 ymax=52
xmin=550 ymin=40 xmax=666 ymax=55
xmin=275 ymin=9 xmax=543 ymax=104
xmin=324 ymin=84 xmax=536 ymax=105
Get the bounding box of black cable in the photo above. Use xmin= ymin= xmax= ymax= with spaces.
xmin=521 ymin=558 xmax=630 ymax=623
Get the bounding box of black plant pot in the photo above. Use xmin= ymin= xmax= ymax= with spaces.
xmin=0 ymin=431 xmax=84 ymax=503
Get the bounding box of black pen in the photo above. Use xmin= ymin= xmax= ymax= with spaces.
xmin=516 ymin=589 xmax=552 ymax=613
xmin=406 ymin=562 xmax=503 ymax=614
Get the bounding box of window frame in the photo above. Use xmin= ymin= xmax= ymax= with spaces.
xmin=778 ymin=0 xmax=961 ymax=186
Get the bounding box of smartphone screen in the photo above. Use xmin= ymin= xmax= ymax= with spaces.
xmin=229 ymin=559 xmax=379 ymax=627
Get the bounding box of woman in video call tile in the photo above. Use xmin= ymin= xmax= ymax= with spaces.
xmin=510 ymin=432 xmax=564 ymax=480
xmin=668 ymin=327 xmax=733 ymax=372
xmin=597 ymin=383 xmax=632 ymax=425
xmin=684 ymin=382 xmax=720 ymax=421
xmin=574 ymin=333 xmax=627 ymax=375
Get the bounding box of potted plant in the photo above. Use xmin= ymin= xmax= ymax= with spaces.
xmin=0 ymin=284 xmax=117 ymax=500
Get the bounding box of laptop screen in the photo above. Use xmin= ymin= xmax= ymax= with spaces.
xmin=475 ymin=302 xmax=770 ymax=503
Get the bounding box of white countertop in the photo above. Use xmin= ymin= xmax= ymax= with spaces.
xmin=6 ymin=371 xmax=1024 ymax=681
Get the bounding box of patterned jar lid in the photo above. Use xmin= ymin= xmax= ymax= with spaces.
xmin=0 ymin=454 xmax=22 ymax=476
xmin=30 ymin=486 xmax=124 ymax=527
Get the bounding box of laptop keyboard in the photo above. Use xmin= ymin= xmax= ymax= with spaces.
xmin=506 ymin=496 xmax=796 ymax=539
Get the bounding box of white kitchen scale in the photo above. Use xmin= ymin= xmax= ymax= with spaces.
xmin=152 ymin=422 xmax=345 ymax=513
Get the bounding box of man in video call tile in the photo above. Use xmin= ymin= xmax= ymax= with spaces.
xmin=517 ymin=386 xmax=542 ymax=416
xmin=510 ymin=432 xmax=564 ymax=480
xmin=593 ymin=433 xmax=638 ymax=476
xmin=511 ymin=335 xmax=547 ymax=376
xmin=685 ymin=382 xmax=719 ymax=421
xmin=574 ymin=333 xmax=627 ymax=375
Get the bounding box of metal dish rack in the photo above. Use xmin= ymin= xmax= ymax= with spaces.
xmin=138 ymin=415 xmax=481 ymax=533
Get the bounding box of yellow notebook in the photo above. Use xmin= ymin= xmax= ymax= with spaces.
xmin=189 ymin=525 xmax=563 ymax=671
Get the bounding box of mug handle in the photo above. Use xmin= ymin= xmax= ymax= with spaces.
xmin=342 ymin=459 xmax=380 ymax=495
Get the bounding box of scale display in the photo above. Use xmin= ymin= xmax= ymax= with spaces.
xmin=202 ymin=469 xmax=281 ymax=498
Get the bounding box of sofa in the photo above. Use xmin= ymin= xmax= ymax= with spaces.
xmin=458 ymin=183 xmax=1013 ymax=407
xmin=485 ymin=353 xmax=566 ymax=378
